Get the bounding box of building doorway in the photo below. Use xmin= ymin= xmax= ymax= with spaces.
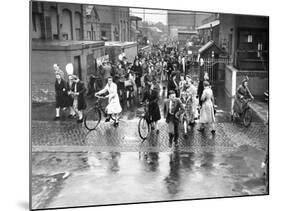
xmin=74 ymin=56 xmax=82 ymax=80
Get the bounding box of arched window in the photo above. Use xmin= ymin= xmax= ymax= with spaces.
xmin=61 ymin=9 xmax=72 ymax=40
xmin=74 ymin=12 xmax=82 ymax=40
xmin=32 ymin=12 xmax=43 ymax=39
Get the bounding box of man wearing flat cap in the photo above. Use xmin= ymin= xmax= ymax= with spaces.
xmin=164 ymin=90 xmax=184 ymax=148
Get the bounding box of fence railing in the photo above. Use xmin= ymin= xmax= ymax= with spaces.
xmin=188 ymin=57 xmax=232 ymax=81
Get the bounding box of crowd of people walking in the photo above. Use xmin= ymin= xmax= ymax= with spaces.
xmin=53 ymin=42 xmax=218 ymax=147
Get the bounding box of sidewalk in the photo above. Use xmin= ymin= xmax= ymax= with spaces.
xmin=249 ymin=100 xmax=269 ymax=125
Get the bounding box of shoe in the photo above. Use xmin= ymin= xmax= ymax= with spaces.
xmin=114 ymin=121 xmax=119 ymax=127
xmin=77 ymin=119 xmax=83 ymax=123
xmin=168 ymin=142 xmax=172 ymax=148
xmin=105 ymin=118 xmax=110 ymax=122
xmin=54 ymin=117 xmax=60 ymax=121
xmin=211 ymin=130 xmax=216 ymax=134
xmin=197 ymin=127 xmax=204 ymax=132
xmin=168 ymin=133 xmax=173 ymax=148
xmin=189 ymin=121 xmax=195 ymax=126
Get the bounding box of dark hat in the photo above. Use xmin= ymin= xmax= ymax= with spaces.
xmin=242 ymin=76 xmax=249 ymax=83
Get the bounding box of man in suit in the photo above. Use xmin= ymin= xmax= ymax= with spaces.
xmin=164 ymin=90 xmax=184 ymax=148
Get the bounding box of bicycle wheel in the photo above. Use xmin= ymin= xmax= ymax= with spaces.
xmin=243 ymin=108 xmax=252 ymax=127
xmin=84 ymin=107 xmax=101 ymax=131
xmin=138 ymin=117 xmax=149 ymax=140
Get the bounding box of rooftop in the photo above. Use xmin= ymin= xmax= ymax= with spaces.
xmin=105 ymin=41 xmax=137 ymax=47
xmin=130 ymin=16 xmax=142 ymax=21
xmin=178 ymin=30 xmax=198 ymax=34
xmin=32 ymin=40 xmax=105 ymax=51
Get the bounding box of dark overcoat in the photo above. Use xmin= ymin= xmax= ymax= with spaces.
xmin=55 ymin=79 xmax=68 ymax=108
xmin=142 ymin=89 xmax=161 ymax=122
xmin=70 ymin=81 xmax=87 ymax=110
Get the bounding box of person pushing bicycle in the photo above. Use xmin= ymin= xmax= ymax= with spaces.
xmin=233 ymin=76 xmax=254 ymax=116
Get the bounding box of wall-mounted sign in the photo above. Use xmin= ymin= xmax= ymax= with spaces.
xmin=96 ymin=54 xmax=109 ymax=66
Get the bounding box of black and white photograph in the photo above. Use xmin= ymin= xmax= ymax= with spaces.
xmin=30 ymin=0 xmax=269 ymax=210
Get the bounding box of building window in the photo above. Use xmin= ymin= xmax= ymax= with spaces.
xmin=76 ymin=28 xmax=81 ymax=40
xmin=247 ymin=34 xmax=253 ymax=43
xmin=87 ymin=31 xmax=92 ymax=40
xmin=101 ymin=31 xmax=106 ymax=37
xmin=32 ymin=13 xmax=37 ymax=32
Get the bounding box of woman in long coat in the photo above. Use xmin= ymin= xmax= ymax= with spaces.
xmin=198 ymin=81 xmax=216 ymax=133
xmin=179 ymin=88 xmax=193 ymax=134
xmin=54 ymin=72 xmax=68 ymax=120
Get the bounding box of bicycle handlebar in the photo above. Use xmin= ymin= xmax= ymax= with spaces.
xmin=95 ymin=94 xmax=107 ymax=99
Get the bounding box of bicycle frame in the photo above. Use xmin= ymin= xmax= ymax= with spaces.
xmin=93 ymin=97 xmax=108 ymax=117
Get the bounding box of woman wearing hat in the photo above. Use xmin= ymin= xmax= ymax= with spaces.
xmin=198 ymin=81 xmax=216 ymax=134
xmin=233 ymin=76 xmax=254 ymax=115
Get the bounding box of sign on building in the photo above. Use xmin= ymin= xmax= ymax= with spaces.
xmin=96 ymin=54 xmax=109 ymax=66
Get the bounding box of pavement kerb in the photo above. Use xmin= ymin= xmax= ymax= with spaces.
xmin=248 ymin=103 xmax=268 ymax=125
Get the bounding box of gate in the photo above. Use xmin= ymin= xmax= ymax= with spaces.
xmin=189 ymin=57 xmax=231 ymax=81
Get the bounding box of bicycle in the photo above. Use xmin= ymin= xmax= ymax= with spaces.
xmin=231 ymin=98 xmax=253 ymax=127
xmin=137 ymin=102 xmax=151 ymax=140
xmin=84 ymin=95 xmax=120 ymax=131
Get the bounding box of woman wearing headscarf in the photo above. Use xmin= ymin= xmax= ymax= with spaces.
xmin=197 ymin=58 xmax=209 ymax=107
xmin=68 ymin=75 xmax=87 ymax=123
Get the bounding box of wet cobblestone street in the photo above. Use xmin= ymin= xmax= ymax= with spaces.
xmin=31 ymin=83 xmax=268 ymax=210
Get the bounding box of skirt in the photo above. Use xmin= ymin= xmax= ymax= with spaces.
xmin=106 ymin=96 xmax=122 ymax=114
xmin=199 ymin=100 xmax=215 ymax=123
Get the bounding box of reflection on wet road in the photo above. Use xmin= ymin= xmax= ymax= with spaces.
xmin=32 ymin=147 xmax=267 ymax=209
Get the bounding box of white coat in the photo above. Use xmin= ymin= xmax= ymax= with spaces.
xmin=98 ymin=82 xmax=122 ymax=114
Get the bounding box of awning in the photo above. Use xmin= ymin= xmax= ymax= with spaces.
xmin=196 ymin=20 xmax=220 ymax=30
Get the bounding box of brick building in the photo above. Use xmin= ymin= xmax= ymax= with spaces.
xmin=218 ymin=14 xmax=269 ymax=97
xmin=31 ymin=1 xmax=134 ymax=102
xmin=167 ymin=11 xmax=212 ymax=39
